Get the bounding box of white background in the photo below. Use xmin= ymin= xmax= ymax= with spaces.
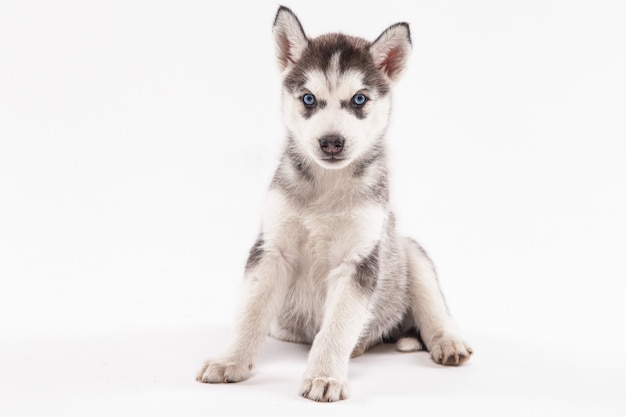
xmin=1 ymin=0 xmax=625 ymax=415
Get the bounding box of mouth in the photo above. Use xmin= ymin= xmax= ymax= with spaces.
xmin=320 ymin=155 xmax=345 ymax=162
xmin=317 ymin=154 xmax=350 ymax=169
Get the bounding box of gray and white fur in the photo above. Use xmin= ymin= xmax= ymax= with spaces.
xmin=197 ymin=6 xmax=472 ymax=402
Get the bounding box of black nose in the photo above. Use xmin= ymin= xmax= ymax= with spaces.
xmin=319 ymin=136 xmax=345 ymax=156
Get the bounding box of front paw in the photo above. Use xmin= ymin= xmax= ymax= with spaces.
xmin=430 ymin=337 xmax=473 ymax=366
xmin=301 ymin=376 xmax=350 ymax=402
xmin=196 ymin=358 xmax=252 ymax=383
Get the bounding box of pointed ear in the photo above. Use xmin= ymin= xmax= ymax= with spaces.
xmin=273 ymin=6 xmax=309 ymax=71
xmin=369 ymin=23 xmax=412 ymax=82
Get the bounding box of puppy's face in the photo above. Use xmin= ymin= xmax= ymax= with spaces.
xmin=274 ymin=8 xmax=411 ymax=170
xmin=281 ymin=39 xmax=392 ymax=170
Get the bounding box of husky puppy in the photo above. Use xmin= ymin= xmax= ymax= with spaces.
xmin=197 ymin=6 xmax=472 ymax=402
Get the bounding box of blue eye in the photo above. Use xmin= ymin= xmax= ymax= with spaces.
xmin=352 ymin=93 xmax=367 ymax=106
xmin=302 ymin=93 xmax=316 ymax=106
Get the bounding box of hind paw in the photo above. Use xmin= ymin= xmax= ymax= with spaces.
xmin=430 ymin=337 xmax=473 ymax=366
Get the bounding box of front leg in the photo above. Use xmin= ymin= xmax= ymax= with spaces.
xmin=301 ymin=249 xmax=378 ymax=402
xmin=196 ymin=237 xmax=293 ymax=384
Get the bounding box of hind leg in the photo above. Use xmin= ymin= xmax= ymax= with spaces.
xmin=404 ymin=238 xmax=472 ymax=365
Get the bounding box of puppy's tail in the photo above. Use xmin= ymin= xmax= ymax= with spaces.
xmin=395 ymin=336 xmax=424 ymax=352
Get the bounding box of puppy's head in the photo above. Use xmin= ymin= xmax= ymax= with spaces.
xmin=273 ymin=6 xmax=411 ymax=170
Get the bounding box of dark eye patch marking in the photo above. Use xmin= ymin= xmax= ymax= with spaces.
xmin=301 ymin=98 xmax=327 ymax=119
xmin=340 ymin=99 xmax=367 ymax=119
